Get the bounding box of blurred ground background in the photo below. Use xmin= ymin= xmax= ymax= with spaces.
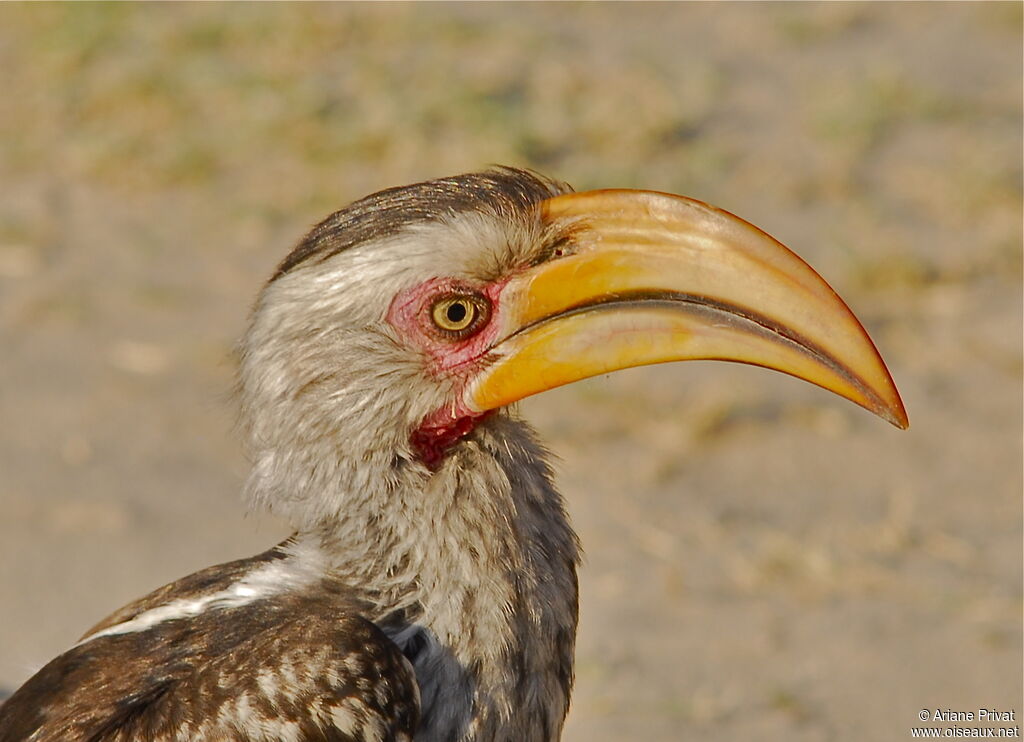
xmin=0 ymin=3 xmax=1020 ymax=740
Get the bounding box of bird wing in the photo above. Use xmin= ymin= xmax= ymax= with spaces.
xmin=0 ymin=584 xmax=419 ymax=742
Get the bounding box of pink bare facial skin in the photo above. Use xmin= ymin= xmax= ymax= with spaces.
xmin=387 ymin=276 xmax=510 ymax=468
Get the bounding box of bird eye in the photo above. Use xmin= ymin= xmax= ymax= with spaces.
xmin=431 ymin=295 xmax=488 ymax=336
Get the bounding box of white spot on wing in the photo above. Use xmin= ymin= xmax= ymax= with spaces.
xmin=331 ymin=705 xmax=361 ymax=736
xmin=362 ymin=715 xmax=386 ymax=742
xmin=74 ymin=558 xmax=318 ymax=647
xmin=256 ymin=669 xmax=279 ymax=700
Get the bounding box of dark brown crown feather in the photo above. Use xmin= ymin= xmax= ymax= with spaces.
xmin=270 ymin=167 xmax=570 ymax=282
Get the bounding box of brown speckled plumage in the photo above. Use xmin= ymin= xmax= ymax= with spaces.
xmin=1 ymin=565 xmax=419 ymax=742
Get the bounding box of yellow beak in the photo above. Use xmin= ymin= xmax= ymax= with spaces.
xmin=466 ymin=189 xmax=908 ymax=429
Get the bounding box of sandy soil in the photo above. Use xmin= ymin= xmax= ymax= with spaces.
xmin=1 ymin=4 xmax=1020 ymax=740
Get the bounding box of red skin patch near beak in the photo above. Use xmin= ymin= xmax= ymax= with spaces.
xmin=386 ymin=276 xmax=510 ymax=468
xmin=411 ymin=410 xmax=494 ymax=470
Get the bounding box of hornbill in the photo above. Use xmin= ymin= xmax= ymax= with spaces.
xmin=0 ymin=168 xmax=907 ymax=742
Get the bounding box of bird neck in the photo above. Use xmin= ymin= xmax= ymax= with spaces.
xmin=287 ymin=414 xmax=581 ymax=742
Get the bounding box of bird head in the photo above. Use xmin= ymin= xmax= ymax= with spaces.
xmin=238 ymin=168 xmax=906 ymax=530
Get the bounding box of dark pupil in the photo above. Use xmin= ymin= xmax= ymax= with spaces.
xmin=447 ymin=302 xmax=468 ymax=324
